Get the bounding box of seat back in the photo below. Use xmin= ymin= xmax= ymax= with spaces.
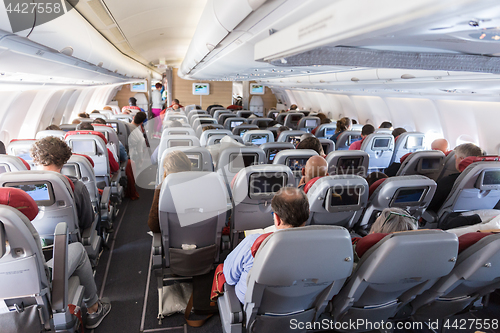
xmin=391 ymin=132 xmax=426 ymax=165
xmin=307 ymin=175 xmax=368 ymax=229
xmin=211 ymin=110 xmax=230 ymax=123
xmin=437 ymin=159 xmax=500 ymax=223
xmin=297 ymin=116 xmax=320 ymax=133
xmin=191 ymin=117 xmax=217 ymax=130
xmin=218 ymin=113 xmax=237 ymax=126
xmin=200 ymin=129 xmax=232 ymax=146
xmin=188 ymin=110 xmax=208 ymax=123
xmin=335 ymin=130 xmax=362 ymax=150
xmin=216 ymin=147 xmax=266 ymax=185
xmin=65 ymin=131 xmax=109 ymax=181
xmin=284 ymin=112 xmax=304 ymax=130
xmin=273 ymin=149 xmax=319 ymax=186
xmin=92 ymin=124 xmax=121 ymax=157
xmin=0 ymin=155 xmax=30 ymax=174
xmin=397 ymin=150 xmax=445 ymax=181
xmin=236 ymin=110 xmax=255 ymax=118
xmin=242 ymin=130 xmax=274 ymax=146
xmin=360 ymin=133 xmax=395 ymax=172
xmin=157 ymin=146 xmax=214 ymax=185
xmin=59 ymin=124 xmax=77 ymax=132
xmin=195 ymin=124 xmax=224 ymax=138
xmin=157 ymin=135 xmax=201 ymax=165
xmin=230 ymin=165 xmax=294 ymax=247
xmin=245 ymin=226 xmax=353 ymax=331
xmin=35 ymin=130 xmax=67 ymax=140
xmin=358 ymin=175 xmax=437 ymax=230
xmin=209 ymin=106 xmax=226 ymax=117
xmin=319 ymin=138 xmax=335 ymax=155
xmin=89 ymin=113 xmax=107 ymax=120
xmin=158 ymin=172 xmax=229 ymax=275
xmin=332 ymin=230 xmax=458 ymax=325
xmin=162 ymin=127 xmax=196 ymax=137
xmin=275 ymin=113 xmax=287 ymax=124
xmin=7 ymin=139 xmax=37 ymax=167
xmin=411 ymin=232 xmax=500 ymax=319
xmin=106 ymin=120 xmax=130 ymax=150
xmin=326 ymin=150 xmax=369 ymax=177
xmin=0 ymin=171 xmax=79 ymax=244
xmin=232 ymin=124 xmax=259 ymax=136
xmin=375 ymin=128 xmax=392 ymax=134
xmin=315 ymin=123 xmax=337 ymax=139
xmin=250 ymin=117 xmax=273 ymax=129
xmin=260 ymin=142 xmax=295 ymax=163
xmin=165 ymin=113 xmax=189 ymax=123
xmin=110 ymin=114 xmax=133 ymax=123
xmin=276 ymin=130 xmax=307 ymax=144
xmin=0 ymin=189 xmax=54 ymax=333
xmin=224 ymin=117 xmax=248 ymax=131
xmin=63 ymin=154 xmax=98 ymax=205
xmin=437 ymin=150 xmax=457 ymax=180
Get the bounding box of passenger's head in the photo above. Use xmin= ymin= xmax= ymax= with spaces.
xmin=76 ymin=122 xmax=94 ymax=131
xmin=202 ymin=125 xmax=216 ymax=132
xmin=172 ymin=104 xmax=180 ymax=110
xmin=336 ymin=117 xmax=351 ymax=133
xmin=296 ymin=137 xmax=324 ymax=155
xmin=93 ymin=118 xmax=106 ymax=125
xmin=169 ymin=120 xmax=183 ymax=128
xmin=72 ymin=119 xmax=82 ymax=125
xmin=162 ymin=150 xmax=191 ymax=179
xmin=155 ymin=82 xmax=162 ymax=90
xmin=379 ymin=121 xmax=392 ymax=129
xmin=316 ymin=113 xmax=327 ymax=121
xmin=361 ymin=124 xmax=375 ymax=138
xmin=454 ymin=143 xmax=482 ymax=172
xmin=103 ymin=106 xmax=112 ymax=111
xmin=271 ymin=187 xmax=309 ymax=229
xmin=320 ymin=118 xmax=331 ymax=125
xmin=365 ymin=172 xmax=388 ymax=188
xmin=392 ymin=127 xmax=407 ymax=139
xmin=78 ymin=112 xmax=89 ymax=118
xmin=91 ymin=110 xmax=100 ymax=114
xmin=302 ymin=156 xmax=328 ymax=184
xmin=129 ymin=97 xmax=137 ymax=106
xmin=31 ymin=137 xmax=72 ymax=171
xmin=0 ymin=141 xmax=5 ymax=155
xmin=133 ymin=112 xmax=147 ymax=125
xmin=173 ymin=99 xmax=180 ymax=105
xmin=431 ymin=138 xmax=449 ymax=154
xmin=290 ymin=104 xmax=298 ymax=111
xmin=370 ymin=208 xmax=418 ymax=234
xmin=45 ymin=124 xmax=61 ymax=131
xmin=351 ymin=119 xmax=358 ymax=125
xmin=277 ymin=126 xmax=290 ymax=138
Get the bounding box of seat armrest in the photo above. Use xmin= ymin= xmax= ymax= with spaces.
xmin=152 ymin=232 xmax=163 ymax=269
xmin=81 ymin=214 xmax=99 ymax=246
xmin=52 ymin=222 xmax=69 ymax=312
xmin=223 ymin=284 xmax=243 ymax=324
xmin=100 ymin=186 xmax=111 ymax=209
xmin=422 ymin=210 xmax=438 ymax=224
xmin=111 ymin=171 xmax=121 ymax=185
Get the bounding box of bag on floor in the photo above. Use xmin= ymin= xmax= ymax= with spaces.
xmin=161 ymin=282 xmax=192 ymax=316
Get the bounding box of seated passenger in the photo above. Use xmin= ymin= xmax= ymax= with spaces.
xmin=392 ymin=127 xmax=406 ymax=139
xmin=365 ymin=172 xmax=388 ymax=188
xmin=147 ymin=151 xmax=191 ymax=233
xmin=379 ymin=121 xmax=393 ymax=129
xmin=384 ymin=128 xmax=408 ymax=177
xmin=76 ymin=122 xmax=120 ymax=173
xmin=223 ymin=187 xmax=309 ymax=303
xmin=311 ymin=113 xmax=330 ymax=135
xmin=91 ymin=110 xmax=100 ymax=114
xmin=45 ymin=124 xmax=62 ymax=131
xmin=277 ymin=126 xmax=290 ymax=138
xmin=202 ymin=125 xmax=217 ymax=132
xmin=0 ymin=140 xmax=5 ymax=154
xmin=427 ymin=143 xmax=482 ymax=214
xmin=329 ymin=116 xmax=351 ymax=143
xmin=121 ymin=97 xmax=144 ymax=113
xmin=78 ymin=112 xmax=89 ymax=118
xmin=298 ymin=155 xmax=328 ymax=189
xmin=30 ymin=137 xmax=94 ymax=231
xmin=72 ymin=119 xmax=82 ymax=125
xmin=5 ymin=188 xmax=111 ymax=329
xmin=93 ymin=118 xmax=128 ymax=163
xmin=296 ymin=136 xmax=325 ymax=157
xmin=289 ymin=104 xmax=298 ymax=111
xmin=349 ymin=124 xmax=375 ymax=150
xmin=369 ymin=207 xmax=418 ymax=234
xmin=128 ymin=112 xmax=147 ymax=131
xmin=431 ymin=138 xmax=450 ymax=154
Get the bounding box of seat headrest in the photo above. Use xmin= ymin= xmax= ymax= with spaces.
xmin=355 ymin=233 xmax=388 ymax=258
xmin=458 ymin=156 xmax=500 ymax=172
xmin=63 ymin=175 xmax=75 ymax=192
xmin=92 ymin=123 xmax=113 ymax=128
xmin=17 ymin=157 xmax=31 ymax=170
xmin=444 ymin=150 xmax=453 ymax=156
xmin=73 ymin=153 xmax=95 ymax=167
xmin=0 ymin=187 xmax=39 ymax=221
xmin=458 ymin=232 xmax=493 ymax=253
xmin=251 ymin=232 xmax=273 ymax=257
xmin=400 ymin=152 xmax=412 ymax=163
xmin=9 ymin=139 xmax=36 ymax=143
xmin=303 ymin=176 xmax=322 ymax=194
xmin=65 ymin=130 xmax=108 ymax=144
xmin=369 ymin=178 xmax=387 ymax=197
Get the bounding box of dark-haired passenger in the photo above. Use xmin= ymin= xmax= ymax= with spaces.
xmin=349 ymin=124 xmax=375 ymax=150
xmin=296 ymin=137 xmax=325 ymax=157
xmin=45 ymin=124 xmax=62 ymax=131
xmin=223 ymin=187 xmax=309 ymax=303
xmin=379 ymin=121 xmax=392 ymax=129
xmin=329 ymin=117 xmax=351 ymax=144
xmin=122 ymin=97 xmax=143 ymax=113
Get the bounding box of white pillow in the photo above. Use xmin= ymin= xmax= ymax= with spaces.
xmin=447 ymin=214 xmax=500 ymax=237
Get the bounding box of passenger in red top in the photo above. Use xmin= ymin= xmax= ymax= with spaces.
xmin=121 ymin=97 xmax=143 ymax=113
xmin=349 ymin=124 xmax=375 ymax=150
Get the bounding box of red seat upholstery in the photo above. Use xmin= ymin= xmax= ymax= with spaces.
xmin=9 ymin=139 xmax=36 ymax=143
xmin=354 ymin=233 xmax=388 ymax=258
xmin=458 ymin=156 xmax=500 ymax=172
xmin=63 ymin=175 xmax=75 ymax=192
xmin=0 ymin=187 xmax=39 ymax=221
xmin=251 ymin=232 xmax=273 ymax=257
xmin=369 ymin=178 xmax=387 ymax=197
xmin=303 ymin=176 xmax=322 ymax=194
xmin=92 ymin=123 xmax=113 ymax=129
xmin=17 ymin=157 xmax=31 ymax=170
xmin=400 ymin=152 xmax=412 ymax=164
xmin=458 ymin=232 xmax=493 ymax=253
xmin=73 ymin=153 xmax=95 ymax=167
xmin=64 ymin=130 xmax=108 ymax=144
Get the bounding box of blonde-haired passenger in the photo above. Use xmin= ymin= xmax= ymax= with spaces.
xmin=369 ymin=208 xmax=418 ymax=234
xmin=147 ymin=150 xmax=192 ymax=233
